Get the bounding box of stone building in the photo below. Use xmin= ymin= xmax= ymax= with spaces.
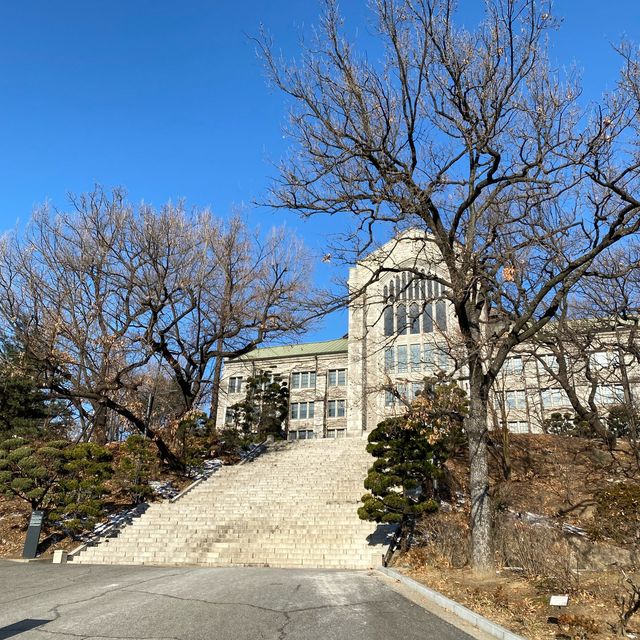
xmin=216 ymin=230 xmax=639 ymax=438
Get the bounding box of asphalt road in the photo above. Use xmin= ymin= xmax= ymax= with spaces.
xmin=0 ymin=561 xmax=480 ymax=640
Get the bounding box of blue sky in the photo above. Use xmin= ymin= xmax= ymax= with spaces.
xmin=1 ymin=1 xmax=639 ymax=341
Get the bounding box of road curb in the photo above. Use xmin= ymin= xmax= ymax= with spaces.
xmin=377 ymin=566 xmax=525 ymax=640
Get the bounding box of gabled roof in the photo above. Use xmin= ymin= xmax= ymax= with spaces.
xmin=232 ymin=337 xmax=348 ymax=362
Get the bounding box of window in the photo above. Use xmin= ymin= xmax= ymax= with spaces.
xmin=436 ymin=348 xmax=451 ymax=372
xmin=505 ymin=390 xmax=526 ymax=410
xmin=409 ymin=303 xmax=420 ymax=334
xmin=290 ymin=401 xmax=315 ymax=420
xmin=435 ymin=300 xmax=447 ymax=331
xmin=289 ymin=429 xmax=314 ymax=440
xmin=384 ymin=347 xmax=395 ymax=373
xmin=539 ymin=354 xmax=559 ymax=373
xmin=423 ymin=302 xmax=434 ymax=333
xmin=595 ymin=384 xmax=624 ymax=405
xmin=542 ymin=388 xmax=566 ymax=409
xmin=397 ymin=345 xmax=408 ymax=373
xmin=396 ymin=304 xmax=407 ymax=335
xmin=327 ymin=428 xmax=346 ymax=438
xmin=385 ymin=390 xmax=395 ymax=407
xmin=590 ymin=351 xmax=618 ymax=369
xmin=225 ymin=408 xmax=235 ymax=424
xmin=328 ymin=399 xmax=346 ymax=418
xmin=383 ymin=305 xmax=394 ymax=336
xmin=328 ymin=368 xmax=347 ymax=386
xmin=228 ymin=376 xmax=243 ymax=393
xmin=504 ymin=357 xmax=523 ymax=375
xmin=410 ymin=344 xmax=421 ymax=371
xmin=507 ymin=421 xmax=529 ymax=434
xmin=291 ymin=371 xmax=316 ymax=389
xmin=423 ymin=344 xmax=434 ymax=372
xmin=410 ymin=382 xmax=423 ymax=402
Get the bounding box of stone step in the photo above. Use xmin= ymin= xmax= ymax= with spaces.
xmin=72 ymin=439 xmax=387 ymax=569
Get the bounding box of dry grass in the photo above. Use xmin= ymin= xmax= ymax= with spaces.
xmin=400 ymin=434 xmax=640 ymax=639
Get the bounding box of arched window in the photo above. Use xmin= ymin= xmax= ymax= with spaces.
xmin=409 ymin=303 xmax=420 ymax=334
xmin=435 ymin=300 xmax=447 ymax=331
xmin=396 ymin=304 xmax=407 ymax=335
xmin=423 ymin=302 xmax=433 ymax=333
xmin=383 ymin=305 xmax=394 ymax=336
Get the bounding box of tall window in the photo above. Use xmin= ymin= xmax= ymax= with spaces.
xmin=381 ymin=271 xmax=447 ymax=336
xmin=435 ymin=300 xmax=447 ymax=331
xmin=409 ymin=303 xmax=420 ymax=334
xmin=542 ymin=388 xmax=566 ymax=408
xmin=384 ymin=347 xmax=395 ymax=372
xmin=290 ymin=401 xmax=315 ymax=419
xmin=505 ymin=390 xmax=526 ymax=410
xmin=327 ymin=399 xmax=346 ymax=418
xmin=437 ymin=348 xmax=451 ymax=372
xmin=396 ymin=304 xmax=407 ymax=335
xmin=410 ymin=344 xmax=421 ymax=371
xmin=423 ymin=344 xmax=434 ymax=372
xmin=228 ymin=376 xmax=243 ymax=393
xmin=539 ymin=354 xmax=559 ymax=373
xmin=595 ymin=384 xmax=624 ymax=405
xmin=397 ymin=345 xmax=408 ymax=373
xmin=506 ymin=421 xmax=529 ymax=434
xmin=383 ymin=305 xmax=394 ymax=336
xmin=328 ymin=369 xmax=347 ymax=386
xmin=504 ymin=356 xmax=523 ymax=375
xmin=291 ymin=371 xmax=316 ymax=389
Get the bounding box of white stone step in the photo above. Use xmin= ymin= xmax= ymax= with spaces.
xmin=72 ymin=438 xmax=386 ymax=569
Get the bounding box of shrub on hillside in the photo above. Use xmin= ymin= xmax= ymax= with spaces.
xmin=0 ymin=438 xmax=67 ymax=509
xmin=588 ymin=482 xmax=640 ymax=546
xmin=49 ymin=442 xmax=113 ymax=536
xmin=174 ymin=411 xmax=212 ymax=476
xmin=495 ymin=516 xmax=579 ymax=591
xmin=543 ymin=412 xmax=591 ymax=437
xmin=607 ymin=404 xmax=639 ymax=439
xmin=0 ymin=437 xmax=115 ymax=537
xmin=114 ymin=435 xmax=156 ymax=504
xmin=359 ymin=381 xmax=466 ymax=550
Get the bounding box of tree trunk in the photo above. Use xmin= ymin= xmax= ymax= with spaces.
xmin=209 ymin=346 xmax=224 ymax=423
xmin=92 ymin=403 xmax=109 ymax=445
xmin=466 ymin=381 xmax=495 ymax=574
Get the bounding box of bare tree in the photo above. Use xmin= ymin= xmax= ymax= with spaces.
xmin=528 ymin=246 xmax=640 ymax=445
xmin=260 ymin=0 xmax=640 ymax=571
xmin=0 ymin=187 xmax=312 ymax=468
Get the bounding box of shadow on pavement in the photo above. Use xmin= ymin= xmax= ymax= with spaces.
xmin=0 ymin=619 xmax=51 ymax=639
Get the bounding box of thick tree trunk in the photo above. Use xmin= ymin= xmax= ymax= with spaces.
xmin=466 ymin=381 xmax=495 ymax=574
xmin=209 ymin=345 xmax=224 ymax=423
xmin=92 ymin=404 xmax=108 ymax=445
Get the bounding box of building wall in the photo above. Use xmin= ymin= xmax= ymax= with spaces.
xmin=217 ymin=350 xmax=351 ymax=438
xmin=216 ymin=231 xmax=640 ymax=438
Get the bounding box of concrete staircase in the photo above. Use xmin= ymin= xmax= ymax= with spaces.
xmin=71 ymin=437 xmax=386 ymax=569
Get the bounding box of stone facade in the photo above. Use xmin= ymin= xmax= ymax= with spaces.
xmin=217 ymin=230 xmax=640 ymax=438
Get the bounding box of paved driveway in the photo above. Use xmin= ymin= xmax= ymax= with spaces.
xmin=0 ymin=562 xmax=478 ymax=640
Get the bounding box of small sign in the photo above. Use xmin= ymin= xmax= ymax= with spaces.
xmin=549 ymin=595 xmax=569 ymax=607
xmin=22 ymin=510 xmax=45 ymax=559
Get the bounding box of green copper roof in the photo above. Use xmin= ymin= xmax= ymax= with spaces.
xmin=235 ymin=337 xmax=348 ymax=361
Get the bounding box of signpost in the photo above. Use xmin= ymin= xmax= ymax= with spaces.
xmin=22 ymin=510 xmax=44 ymax=559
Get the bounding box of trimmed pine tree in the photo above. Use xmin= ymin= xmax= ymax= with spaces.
xmin=358 ymin=381 xmax=467 ymax=550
